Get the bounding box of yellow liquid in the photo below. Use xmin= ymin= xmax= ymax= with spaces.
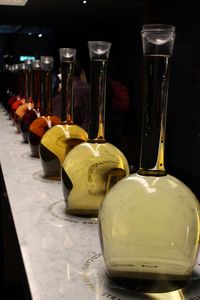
xmin=40 ymin=124 xmax=88 ymax=178
xmin=61 ymin=142 xmax=130 ymax=216
xmin=99 ymin=173 xmax=200 ymax=281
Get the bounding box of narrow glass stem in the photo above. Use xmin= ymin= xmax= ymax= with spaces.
xmin=138 ymin=54 xmax=171 ymax=176
xmin=42 ymin=70 xmax=52 ymax=116
xmin=20 ymin=70 xmax=26 ymax=99
xmin=24 ymin=70 xmax=29 ymax=101
xmin=61 ymin=61 xmax=74 ymax=123
xmin=27 ymin=69 xmax=33 ymax=102
xmin=88 ymin=59 xmax=107 ymax=142
xmin=32 ymin=69 xmax=42 ymax=112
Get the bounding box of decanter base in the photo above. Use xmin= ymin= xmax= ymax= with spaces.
xmin=44 ymin=175 xmax=60 ymax=181
xmin=28 ymin=132 xmax=41 ymax=158
xmin=66 ymin=207 xmax=98 ymax=218
xmin=29 ymin=144 xmax=40 ymax=158
xmin=40 ymin=144 xmax=61 ymax=179
xmin=106 ymin=270 xmax=190 ymax=292
xmin=21 ymin=131 xmax=29 ymax=143
xmin=42 ymin=168 xmax=61 ymax=180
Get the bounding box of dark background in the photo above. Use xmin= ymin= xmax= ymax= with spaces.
xmin=0 ymin=0 xmax=199 ymax=196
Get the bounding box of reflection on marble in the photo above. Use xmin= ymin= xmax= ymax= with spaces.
xmin=21 ymin=151 xmax=40 ymax=160
xmin=48 ymin=200 xmax=98 ymax=224
xmin=33 ymin=170 xmax=61 ymax=183
xmin=81 ymin=253 xmax=200 ymax=300
xmin=14 ymin=138 xmax=25 ymax=145
xmin=0 ymin=104 xmax=200 ymax=300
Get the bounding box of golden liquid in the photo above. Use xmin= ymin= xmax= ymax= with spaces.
xmin=99 ymin=173 xmax=200 ymax=284
xmin=39 ymin=124 xmax=88 ymax=178
xmin=61 ymin=142 xmax=129 ymax=217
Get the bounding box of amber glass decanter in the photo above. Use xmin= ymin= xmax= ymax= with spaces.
xmin=20 ymin=60 xmax=42 ymax=143
xmin=39 ymin=48 xmax=88 ymax=179
xmin=28 ymin=56 xmax=60 ymax=157
xmin=15 ymin=59 xmax=34 ymax=137
xmin=98 ymin=24 xmax=200 ymax=291
xmin=61 ymin=41 xmax=129 ymax=217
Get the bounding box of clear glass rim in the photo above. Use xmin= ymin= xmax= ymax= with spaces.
xmin=88 ymin=41 xmax=112 ymax=46
xmin=40 ymin=56 xmax=53 ymax=63
xmin=142 ymin=24 xmax=176 ymax=33
xmin=24 ymin=59 xmax=33 ymax=64
xmin=40 ymin=55 xmax=53 ymax=59
xmin=59 ymin=48 xmax=77 ymax=60
xmin=59 ymin=47 xmax=77 ymax=52
xmin=32 ymin=60 xmax=41 ymax=68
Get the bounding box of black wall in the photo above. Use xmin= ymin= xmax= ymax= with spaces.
xmin=0 ymin=0 xmax=199 ymax=195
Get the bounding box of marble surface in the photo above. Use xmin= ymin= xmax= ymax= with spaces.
xmin=0 ymin=104 xmax=200 ymax=300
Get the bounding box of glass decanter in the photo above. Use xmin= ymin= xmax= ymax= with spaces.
xmin=61 ymin=41 xmax=130 ymax=217
xmin=28 ymin=56 xmax=60 ymax=157
xmin=8 ymin=64 xmax=21 ymax=122
xmin=1 ymin=64 xmax=12 ymax=112
xmin=20 ymin=60 xmax=42 ymax=143
xmin=11 ymin=63 xmax=26 ymax=130
xmin=39 ymin=48 xmax=88 ymax=179
xmin=98 ymin=24 xmax=200 ymax=291
xmin=15 ymin=59 xmax=34 ymax=138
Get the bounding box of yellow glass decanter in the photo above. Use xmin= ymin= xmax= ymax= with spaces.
xmin=39 ymin=48 xmax=88 ymax=179
xmin=61 ymin=41 xmax=130 ymax=217
xmin=98 ymin=24 xmax=200 ymax=292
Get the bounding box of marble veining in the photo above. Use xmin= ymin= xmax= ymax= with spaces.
xmin=0 ymin=105 xmax=200 ymax=300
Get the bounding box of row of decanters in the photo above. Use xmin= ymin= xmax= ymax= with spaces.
xmin=7 ymin=57 xmax=61 ymax=156
xmin=6 ymin=43 xmax=130 ymax=213
xmin=3 ymin=24 xmax=200 ymax=293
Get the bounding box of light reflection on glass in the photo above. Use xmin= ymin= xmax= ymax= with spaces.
xmin=146 ymin=289 xmax=185 ymax=299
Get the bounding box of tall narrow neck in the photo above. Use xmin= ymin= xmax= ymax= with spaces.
xmin=24 ymin=70 xmax=29 ymax=101
xmin=42 ymin=70 xmax=52 ymax=116
xmin=27 ymin=69 xmax=33 ymax=102
xmin=138 ymin=54 xmax=171 ymax=176
xmin=20 ymin=70 xmax=26 ymax=99
xmin=32 ymin=69 xmax=42 ymax=111
xmin=88 ymin=59 xmax=107 ymax=143
xmin=61 ymin=61 xmax=74 ymax=123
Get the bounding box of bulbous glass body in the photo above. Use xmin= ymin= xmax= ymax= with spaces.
xmin=98 ymin=24 xmax=200 ymax=290
xmin=61 ymin=141 xmax=129 ymax=217
xmin=15 ymin=103 xmax=33 ymax=134
xmin=39 ymin=123 xmax=88 ymax=178
xmin=8 ymin=95 xmax=18 ymax=121
xmin=99 ymin=173 xmax=200 ymax=285
xmin=28 ymin=115 xmax=60 ymax=157
xmin=10 ymin=97 xmax=24 ymax=128
xmin=20 ymin=107 xmax=38 ymax=143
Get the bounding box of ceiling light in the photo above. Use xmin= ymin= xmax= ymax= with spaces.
xmin=0 ymin=0 xmax=28 ymax=6
xmin=83 ymin=0 xmax=87 ymax=4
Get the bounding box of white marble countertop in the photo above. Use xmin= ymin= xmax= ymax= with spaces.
xmin=0 ymin=104 xmax=200 ymax=300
